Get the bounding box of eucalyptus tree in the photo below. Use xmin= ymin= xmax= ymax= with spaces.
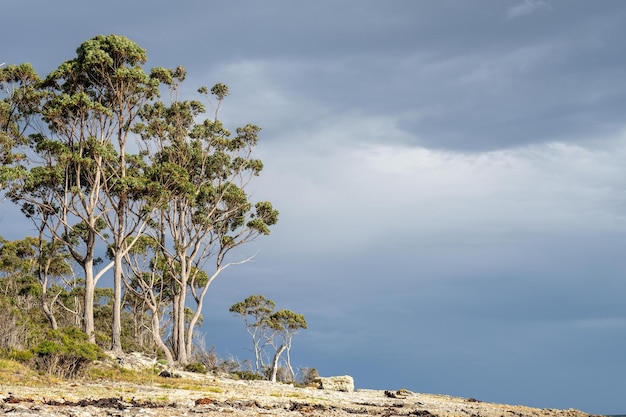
xmin=7 ymin=35 xmax=166 ymax=346
xmin=230 ymin=295 xmax=307 ymax=382
xmin=135 ymin=77 xmax=279 ymax=364
xmin=229 ymin=294 xmax=276 ymax=373
xmin=0 ymin=63 xmax=40 ymax=190
xmin=0 ymin=235 xmax=73 ymax=330
xmin=266 ymin=309 xmax=307 ymax=383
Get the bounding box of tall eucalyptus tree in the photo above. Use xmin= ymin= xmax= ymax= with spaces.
xmin=135 ymin=77 xmax=278 ymax=364
xmin=8 ymin=35 xmax=165 ymax=346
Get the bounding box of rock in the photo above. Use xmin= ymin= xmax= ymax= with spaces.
xmin=0 ymin=376 xmax=598 ymax=417
xmin=314 ymin=375 xmax=355 ymax=392
xmin=105 ymin=351 xmax=159 ymax=372
xmin=158 ymin=370 xmax=181 ymax=378
xmin=385 ymin=389 xmax=413 ymax=399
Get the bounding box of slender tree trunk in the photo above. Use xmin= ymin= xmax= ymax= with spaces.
xmin=41 ymin=296 xmax=58 ymax=330
xmin=132 ymin=304 xmax=141 ymax=346
xmin=151 ymin=308 xmax=174 ymax=366
xmin=185 ymin=272 xmax=216 ymax=361
xmin=111 ymin=131 xmax=127 ymax=353
xmin=254 ymin=338 xmax=263 ymax=374
xmin=83 ymin=257 xmax=96 ymax=343
xmin=270 ymin=344 xmax=287 ymax=383
xmin=171 ymin=292 xmax=180 ymax=358
xmin=285 ymin=342 xmax=294 ymax=382
xmin=176 ymin=284 xmax=187 ymax=364
xmin=38 ymin=239 xmax=58 ymax=331
xmin=111 ymin=250 xmax=123 ymax=352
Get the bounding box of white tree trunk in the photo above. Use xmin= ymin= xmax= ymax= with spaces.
xmin=151 ymin=308 xmax=174 ymax=366
xmin=270 ymin=344 xmax=287 ymax=383
xmin=111 ymin=250 xmax=123 ymax=352
xmin=83 ymin=258 xmax=96 ymax=343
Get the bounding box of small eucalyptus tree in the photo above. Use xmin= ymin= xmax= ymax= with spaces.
xmin=230 ymin=295 xmax=307 ymax=382
xmin=266 ymin=309 xmax=307 ymax=383
xmin=0 ymin=235 xmax=73 ymax=330
xmin=229 ymin=294 xmax=276 ymax=373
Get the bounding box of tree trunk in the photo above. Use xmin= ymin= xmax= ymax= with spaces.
xmin=151 ymin=307 xmax=174 ymax=366
xmin=83 ymin=258 xmax=96 ymax=343
xmin=111 ymin=250 xmax=123 ymax=352
xmin=185 ymin=272 xmax=216 ymax=361
xmin=285 ymin=343 xmax=295 ymax=382
xmin=270 ymin=344 xmax=287 ymax=383
xmin=41 ymin=295 xmax=58 ymax=330
xmin=172 ymin=288 xmax=188 ymax=364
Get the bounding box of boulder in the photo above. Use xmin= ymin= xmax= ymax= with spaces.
xmin=314 ymin=375 xmax=355 ymax=392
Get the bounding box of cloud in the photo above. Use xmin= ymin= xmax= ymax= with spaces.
xmin=507 ymin=0 xmax=552 ymax=20
xmin=251 ymin=100 xmax=626 ymax=263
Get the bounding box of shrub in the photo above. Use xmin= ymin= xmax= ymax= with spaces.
xmin=4 ymin=348 xmax=34 ymax=362
xmin=0 ymin=299 xmax=30 ymax=351
xmin=232 ymin=370 xmax=264 ymax=381
xmin=299 ymin=367 xmax=319 ymax=385
xmin=31 ymin=327 xmax=104 ymax=378
xmin=184 ymin=362 xmax=207 ymax=374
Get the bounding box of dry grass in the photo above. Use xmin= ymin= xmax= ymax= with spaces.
xmin=0 ymin=358 xmax=57 ymax=387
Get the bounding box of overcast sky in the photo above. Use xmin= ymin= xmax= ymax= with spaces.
xmin=3 ymin=1 xmax=626 ymax=414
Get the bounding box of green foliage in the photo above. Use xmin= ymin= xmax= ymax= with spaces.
xmin=2 ymin=34 xmax=279 ymax=367
xmin=267 ymin=309 xmax=307 ymax=332
xmin=210 ymin=83 xmax=229 ymax=100
xmin=31 ymin=327 xmax=104 ymax=378
xmin=32 ymin=327 xmax=103 ymax=360
xmin=0 ymin=63 xmax=41 ymax=188
xmin=298 ymin=367 xmax=319 ymax=386
xmin=229 ymin=294 xmax=275 ymax=320
xmin=232 ymin=370 xmax=264 ymax=381
xmin=4 ymin=348 xmax=34 ymax=362
xmin=184 ymin=362 xmax=207 ymax=374
xmin=230 ymin=294 xmax=307 ymax=382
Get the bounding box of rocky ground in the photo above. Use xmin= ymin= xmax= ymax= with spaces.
xmin=0 ymin=352 xmax=600 ymax=417
xmin=0 ymin=373 xmax=600 ymax=417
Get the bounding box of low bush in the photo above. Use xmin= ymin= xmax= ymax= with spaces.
xmin=232 ymin=370 xmax=264 ymax=381
xmin=3 ymin=348 xmax=34 ymax=362
xmin=184 ymin=362 xmax=207 ymax=374
xmin=31 ymin=327 xmax=104 ymax=378
xmin=299 ymin=367 xmax=319 ymax=385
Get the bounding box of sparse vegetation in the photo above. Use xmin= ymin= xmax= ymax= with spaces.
xmin=184 ymin=362 xmax=208 ymax=374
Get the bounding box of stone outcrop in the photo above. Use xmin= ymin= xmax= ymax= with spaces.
xmin=105 ymin=351 xmax=159 ymax=372
xmin=313 ymin=375 xmax=355 ymax=392
xmin=0 ymin=379 xmax=598 ymax=417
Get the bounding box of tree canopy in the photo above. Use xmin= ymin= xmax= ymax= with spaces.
xmin=230 ymin=295 xmax=306 ymax=382
xmin=0 ymin=34 xmax=279 ymax=368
